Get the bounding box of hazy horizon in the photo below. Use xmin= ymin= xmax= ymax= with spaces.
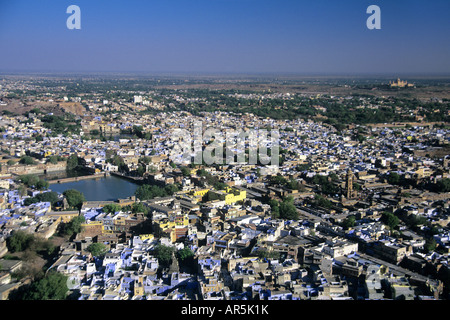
xmin=1 ymin=70 xmax=450 ymax=79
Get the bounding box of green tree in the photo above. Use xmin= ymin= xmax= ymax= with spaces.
xmin=287 ymin=179 xmax=304 ymax=191
xmin=136 ymin=164 xmax=146 ymax=177
xmin=203 ymin=190 xmax=220 ymax=202
xmin=24 ymin=197 xmax=39 ymax=206
xmin=387 ymin=172 xmax=401 ymax=185
xmin=268 ymin=199 xmax=280 ymax=219
xmin=35 ymin=191 xmax=59 ymax=205
xmin=131 ymin=202 xmax=149 ymax=215
xmin=154 ymin=244 xmax=175 ymax=267
xmin=177 ymin=247 xmax=195 ymax=273
xmin=434 ymin=178 xmax=450 ymax=193
xmin=424 ymin=238 xmax=437 ymax=253
xmin=257 ymin=249 xmax=281 ymax=260
xmin=314 ymin=194 xmax=333 ymax=209
xmin=6 ymin=231 xmax=35 ymax=253
xmin=164 ymin=184 xmax=179 ymax=195
xmin=19 ymin=174 xmax=39 ymax=187
xmin=132 ymin=125 xmax=144 ymax=138
xmin=342 ymin=215 xmax=356 ymax=229
xmin=279 ymin=196 xmax=298 ymax=220
xmin=381 ymin=211 xmax=400 ymax=230
xmin=135 ymin=184 xmax=162 ymax=200
xmin=18 ymin=185 xmax=27 ymax=197
xmin=270 ymin=175 xmax=288 ymax=186
xmin=139 ymin=156 xmax=152 ymax=165
xmin=34 ymin=135 xmax=44 ymax=142
xmin=34 ymin=238 xmax=57 ymax=256
xmin=20 ymin=175 xmax=49 ymax=190
xmin=19 ymin=156 xmax=36 ymax=165
xmin=61 ymin=216 xmax=85 ymax=237
xmin=66 ymin=154 xmax=80 ymax=171
xmin=213 ymin=181 xmax=227 ymax=190
xmin=6 ymin=231 xmax=56 ymax=258
xmin=296 ymin=163 xmax=311 ymax=172
xmin=41 ymin=114 xmax=80 ymax=135
xmin=312 ymin=174 xmax=338 ymax=195
xmin=63 ymin=189 xmax=85 ymax=210
xmin=177 ymin=247 xmax=194 ymax=262
xmin=86 ymin=243 xmax=108 ymax=257
xmin=21 ymin=272 xmax=68 ymax=300
xmin=47 ymin=156 xmax=60 ymax=165
xmin=102 ymin=203 xmax=121 ymax=214
xmin=180 ymin=167 xmax=191 ymax=177
xmin=111 ymin=155 xmax=125 ymax=167
xmin=35 ymin=179 xmax=49 ymax=191
xmin=135 ymin=184 xmax=178 ymax=200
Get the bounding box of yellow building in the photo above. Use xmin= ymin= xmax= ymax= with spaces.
xmin=199 ymin=276 xmax=224 ymax=296
xmin=192 ymin=188 xmax=210 ymax=197
xmin=139 ymin=234 xmax=154 ymax=241
xmin=389 ymin=78 xmax=414 ymax=88
xmin=415 ymin=167 xmax=433 ymax=179
xmin=224 ymin=187 xmax=246 ymax=204
xmin=102 ymin=228 xmax=114 ymax=235
xmin=113 ymin=215 xmax=127 ymax=233
xmin=156 ymin=215 xmax=189 ymax=230
xmin=133 ymin=277 xmax=145 ymax=297
xmin=186 ymin=188 xmax=211 ymax=203
xmin=208 ymin=187 xmax=247 ymax=205
xmin=153 ymin=214 xmax=189 ymax=243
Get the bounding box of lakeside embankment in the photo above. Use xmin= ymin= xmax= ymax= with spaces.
xmin=47 ymin=172 xmax=109 ymax=184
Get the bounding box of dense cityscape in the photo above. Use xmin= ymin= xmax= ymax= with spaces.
xmin=0 ymin=75 xmax=448 ymax=302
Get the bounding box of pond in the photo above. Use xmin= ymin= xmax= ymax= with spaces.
xmin=49 ymin=175 xmax=139 ymax=201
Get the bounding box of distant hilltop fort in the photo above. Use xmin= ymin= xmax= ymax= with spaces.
xmin=389 ymin=78 xmax=415 ymax=88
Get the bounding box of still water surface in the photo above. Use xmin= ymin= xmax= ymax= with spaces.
xmin=49 ymin=175 xmax=139 ymax=201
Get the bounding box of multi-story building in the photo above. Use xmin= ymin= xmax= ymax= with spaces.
xmin=153 ymin=214 xmax=189 ymax=243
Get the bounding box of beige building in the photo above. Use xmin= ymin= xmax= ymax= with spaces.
xmin=389 ymin=78 xmax=414 ymax=88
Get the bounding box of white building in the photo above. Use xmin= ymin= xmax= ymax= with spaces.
xmin=134 ymin=95 xmax=143 ymax=104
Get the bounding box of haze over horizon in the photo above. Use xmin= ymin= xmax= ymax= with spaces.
xmin=1 ymin=0 xmax=449 ymax=75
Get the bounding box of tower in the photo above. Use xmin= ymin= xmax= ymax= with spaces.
xmin=168 ymin=251 xmax=179 ymax=275
xmin=345 ymin=169 xmax=356 ymax=199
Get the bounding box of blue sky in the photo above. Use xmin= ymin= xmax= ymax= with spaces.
xmin=0 ymin=0 xmax=449 ymax=74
